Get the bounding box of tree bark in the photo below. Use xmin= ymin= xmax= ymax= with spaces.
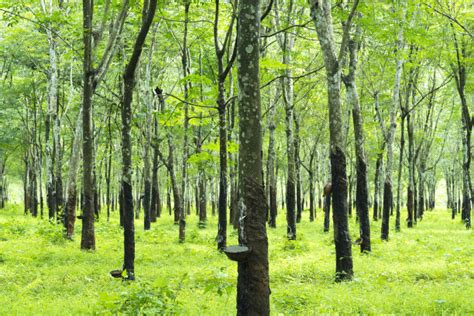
xmin=381 ymin=11 xmax=404 ymax=240
xmin=294 ymin=112 xmax=302 ymax=223
xmin=452 ymin=33 xmax=472 ymax=228
xmin=81 ymin=0 xmax=96 ymax=250
xmin=120 ymin=0 xmax=157 ymax=279
xmin=179 ymin=1 xmax=190 ymax=240
xmin=142 ymin=26 xmax=156 ymax=231
xmin=65 ymin=110 xmax=82 ymax=238
xmin=310 ymin=0 xmax=356 ymax=281
xmin=276 ymin=0 xmax=297 ymax=240
xmin=323 ymin=190 xmax=330 ymax=232
xmin=235 ymin=0 xmax=270 ymax=314
xmin=343 ymin=27 xmax=370 ymax=252
xmin=214 ymin=0 xmax=238 ymax=249
xmin=267 ymin=88 xmax=278 ymax=228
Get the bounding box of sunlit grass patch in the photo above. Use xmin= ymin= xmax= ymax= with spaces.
xmin=0 ymin=204 xmax=473 ymax=314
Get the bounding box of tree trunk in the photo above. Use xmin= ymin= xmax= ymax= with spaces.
xmin=452 ymin=35 xmax=472 ymax=228
xmin=119 ymin=0 xmax=157 ymax=280
xmin=282 ymin=36 xmax=297 ymax=240
xmin=381 ymin=32 xmax=403 ymax=240
xmin=142 ymin=27 xmax=156 ymax=231
xmin=235 ymin=1 xmax=270 ymax=314
xmin=158 ymin=89 xmax=184 ymax=239
xmin=180 ymin=1 xmax=190 ymax=240
xmin=395 ymin=115 xmax=405 ymax=232
xmin=310 ymin=0 xmax=355 ymax=281
xmin=106 ymin=109 xmax=113 ymax=222
xmin=151 ymin=105 xmax=161 ymax=221
xmin=294 ymin=113 xmax=302 ymax=223
xmin=65 ymin=110 xmax=82 ymax=238
xmin=343 ymin=29 xmax=370 ymax=252
xmin=54 ymin=99 xmax=63 ymax=223
xmin=40 ymin=0 xmax=59 ymax=222
xmin=323 ymin=191 xmax=331 ymax=232
xmin=417 ymin=164 xmax=426 ymax=220
xmin=81 ymin=0 xmax=96 ymax=250
xmin=267 ymin=88 xmax=278 ymax=228
xmin=214 ymin=0 xmax=238 ymax=248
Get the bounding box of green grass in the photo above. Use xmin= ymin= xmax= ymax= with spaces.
xmin=0 ymin=204 xmax=473 ymax=315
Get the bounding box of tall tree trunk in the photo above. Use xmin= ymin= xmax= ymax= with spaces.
xmin=310 ymin=0 xmax=356 ymax=281
xmin=234 ymin=1 xmax=270 ymax=314
xmin=381 ymin=28 xmax=403 ymax=240
xmin=343 ymin=27 xmax=370 ymax=252
xmin=24 ymin=155 xmax=29 ymax=214
xmin=106 ymin=108 xmax=113 ymax=222
xmin=214 ymin=0 xmax=238 ymax=249
xmin=373 ymin=150 xmax=383 ymax=221
xmin=217 ymin=90 xmax=227 ymax=248
xmin=54 ymin=97 xmax=63 ymax=223
xmin=407 ymin=111 xmax=415 ymax=227
xmin=151 ymin=101 xmax=161 ymax=221
xmin=228 ymin=71 xmax=239 ymax=229
xmin=120 ymin=0 xmax=157 ymax=280
xmin=395 ymin=115 xmax=405 ymax=231
xmin=81 ymin=0 xmax=96 ymax=250
xmin=277 ymin=0 xmax=297 ymax=240
xmin=65 ymin=110 xmax=82 ymax=238
xmin=294 ymin=113 xmax=302 ymax=223
xmin=417 ymin=163 xmax=426 ymax=220
xmin=142 ymin=27 xmax=156 ymax=231
xmin=452 ymin=34 xmax=472 ymax=228
xmin=195 ymin=115 xmax=207 ymax=227
xmin=180 ymin=1 xmax=190 ymax=240
xmin=45 ymin=26 xmax=58 ymax=222
xmin=267 ymin=88 xmax=278 ymax=228
xmin=157 ymin=89 xmax=184 ymax=239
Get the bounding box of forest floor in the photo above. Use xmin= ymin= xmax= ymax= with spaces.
xmin=0 ymin=204 xmax=473 ymax=315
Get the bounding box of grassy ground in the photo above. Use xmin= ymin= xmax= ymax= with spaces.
xmin=0 ymin=204 xmax=473 ymax=315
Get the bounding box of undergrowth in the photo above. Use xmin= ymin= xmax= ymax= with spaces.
xmin=0 ymin=203 xmax=473 ymax=315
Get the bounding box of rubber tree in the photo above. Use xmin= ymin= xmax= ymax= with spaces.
xmin=451 ymin=29 xmax=472 ymax=229
xmin=120 ymin=0 xmax=157 ymax=280
xmin=142 ymin=26 xmax=158 ymax=231
xmin=342 ymin=22 xmax=370 ymax=252
xmin=275 ymin=0 xmax=297 ymax=240
xmin=179 ymin=0 xmax=190 ymax=240
xmin=235 ymin=0 xmax=270 ymax=313
xmin=80 ymin=0 xmax=129 ymax=249
xmin=309 ymin=0 xmax=358 ymax=281
xmin=214 ymin=0 xmax=238 ymax=250
xmin=65 ymin=109 xmax=82 ymax=238
xmin=381 ymin=21 xmax=403 ymax=240
xmin=267 ymin=86 xmax=279 ymax=228
xmin=40 ymin=0 xmax=59 ymax=221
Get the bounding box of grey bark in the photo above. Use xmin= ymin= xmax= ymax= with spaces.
xmin=235 ymin=0 xmax=270 ymax=314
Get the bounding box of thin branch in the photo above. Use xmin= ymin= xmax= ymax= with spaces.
xmin=338 ymin=0 xmax=360 ymax=63
xmin=423 ymin=2 xmax=473 ymax=38
xmin=165 ymin=93 xmax=218 ymax=109
xmin=260 ymin=65 xmax=324 ymax=89
xmin=260 ymin=20 xmax=312 ymax=38
xmin=260 ymin=0 xmax=274 ymax=22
